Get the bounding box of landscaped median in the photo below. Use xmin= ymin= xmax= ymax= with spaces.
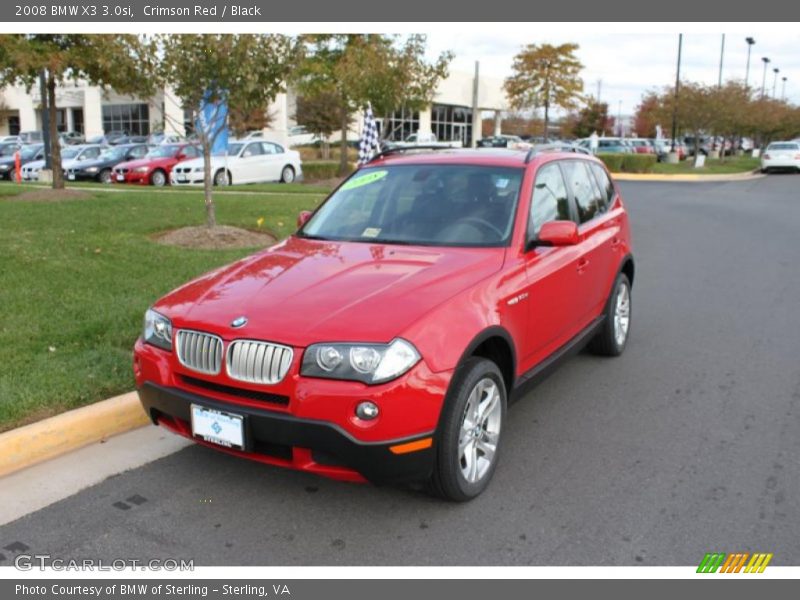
xmin=597 ymin=153 xmax=762 ymax=180
xmin=0 ymin=181 xmax=331 ymax=449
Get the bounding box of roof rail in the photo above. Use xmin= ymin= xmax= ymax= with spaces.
xmin=368 ymin=145 xmax=455 ymax=163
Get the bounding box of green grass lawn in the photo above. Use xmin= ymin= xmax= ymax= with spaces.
xmin=11 ymin=179 xmax=335 ymax=195
xmin=650 ymin=156 xmax=760 ymax=175
xmin=0 ymin=183 xmax=328 ymax=432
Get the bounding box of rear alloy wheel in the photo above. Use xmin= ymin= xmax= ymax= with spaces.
xmin=99 ymin=169 xmax=112 ymax=184
xmin=281 ymin=165 xmax=295 ymax=184
xmin=429 ymin=357 xmax=506 ymax=502
xmin=150 ymin=169 xmax=166 ymax=187
xmin=214 ymin=169 xmax=230 ymax=186
xmin=589 ymin=272 xmax=632 ymax=356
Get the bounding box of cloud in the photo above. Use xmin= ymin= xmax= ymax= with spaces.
xmin=426 ymin=28 xmax=798 ymax=114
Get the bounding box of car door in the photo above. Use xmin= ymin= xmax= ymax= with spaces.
xmin=261 ymin=142 xmax=286 ymax=182
xmin=560 ymin=159 xmax=620 ymax=328
xmin=517 ymin=161 xmax=586 ymax=369
xmin=239 ymin=142 xmax=265 ymax=183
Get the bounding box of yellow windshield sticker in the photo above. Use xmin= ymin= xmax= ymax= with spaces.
xmin=362 ymin=227 xmax=381 ymax=238
xmin=341 ymin=170 xmax=388 ymax=191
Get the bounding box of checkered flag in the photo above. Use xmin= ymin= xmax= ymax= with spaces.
xmin=358 ymin=104 xmax=381 ymax=165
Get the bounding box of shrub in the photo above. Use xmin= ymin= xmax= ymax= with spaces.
xmin=597 ymin=153 xmax=624 ymax=172
xmin=621 ymin=154 xmax=657 ymax=173
xmin=302 ymin=161 xmax=354 ymax=180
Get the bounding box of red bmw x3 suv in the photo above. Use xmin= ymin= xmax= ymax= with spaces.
xmin=134 ymin=148 xmax=634 ymax=501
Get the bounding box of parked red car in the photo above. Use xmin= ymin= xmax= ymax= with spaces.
xmin=134 ymin=148 xmax=634 ymax=501
xmin=629 ymin=138 xmax=655 ymax=154
xmin=113 ymin=143 xmax=200 ymax=186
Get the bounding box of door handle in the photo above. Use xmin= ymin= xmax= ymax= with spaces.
xmin=577 ymin=258 xmax=589 ymax=272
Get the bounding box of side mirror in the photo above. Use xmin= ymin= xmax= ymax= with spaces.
xmin=297 ymin=210 xmax=313 ymax=228
xmin=536 ymin=220 xmax=579 ymax=247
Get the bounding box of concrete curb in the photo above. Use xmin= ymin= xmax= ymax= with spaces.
xmin=0 ymin=391 xmax=148 ymax=478
xmin=612 ymin=171 xmax=765 ymax=182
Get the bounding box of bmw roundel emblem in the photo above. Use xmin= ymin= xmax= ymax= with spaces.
xmin=231 ymin=316 xmax=248 ymax=328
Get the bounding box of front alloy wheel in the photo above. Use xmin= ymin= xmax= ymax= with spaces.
xmin=150 ymin=170 xmax=166 ymax=187
xmin=589 ymin=272 xmax=632 ymax=356
xmin=429 ymin=357 xmax=506 ymax=501
xmin=99 ymin=169 xmax=112 ymax=184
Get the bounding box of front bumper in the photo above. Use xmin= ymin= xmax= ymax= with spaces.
xmin=114 ymin=171 xmax=150 ymax=184
xmin=137 ymin=381 xmax=436 ymax=484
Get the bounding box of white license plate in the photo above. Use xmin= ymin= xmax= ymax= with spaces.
xmin=190 ymin=404 xmax=245 ymax=449
xmin=67 ymin=174 xmax=75 ymax=180
xmin=116 ymin=174 xmax=124 ymax=182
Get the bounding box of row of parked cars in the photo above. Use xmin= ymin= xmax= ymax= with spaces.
xmin=0 ymin=137 xmax=303 ymax=186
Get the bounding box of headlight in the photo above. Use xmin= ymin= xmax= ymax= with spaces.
xmin=0 ymin=164 xmax=9 ymax=171
xmin=143 ymin=308 xmax=173 ymax=351
xmin=134 ymin=166 xmax=149 ymax=173
xmin=193 ymin=167 xmax=204 ymax=172
xmin=301 ymin=338 xmax=420 ymax=384
xmin=85 ymin=166 xmax=99 ymax=173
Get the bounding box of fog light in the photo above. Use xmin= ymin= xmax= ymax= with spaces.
xmin=355 ymin=401 xmax=379 ymax=420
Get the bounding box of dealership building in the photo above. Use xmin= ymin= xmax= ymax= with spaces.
xmin=0 ymin=68 xmax=507 ymax=146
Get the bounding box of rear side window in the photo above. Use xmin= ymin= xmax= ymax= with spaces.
xmin=562 ymin=160 xmax=605 ymax=224
xmin=529 ymin=163 xmax=571 ymax=236
xmin=589 ymin=162 xmax=615 ymax=207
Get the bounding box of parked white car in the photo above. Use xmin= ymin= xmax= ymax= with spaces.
xmin=21 ymin=144 xmax=107 ymax=181
xmin=288 ymin=125 xmax=318 ymax=147
xmin=761 ymin=141 xmax=800 ymax=173
xmin=170 ymin=139 xmax=303 ymax=185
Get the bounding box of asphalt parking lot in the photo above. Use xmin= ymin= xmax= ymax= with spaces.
xmin=1 ymin=176 xmax=799 ymax=566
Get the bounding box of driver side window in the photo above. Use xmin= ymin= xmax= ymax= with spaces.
xmin=529 ymin=163 xmax=571 ymax=238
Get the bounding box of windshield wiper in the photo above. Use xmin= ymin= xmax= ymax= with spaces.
xmin=298 ymin=233 xmax=331 ymax=241
xmin=367 ymin=238 xmax=417 ymax=245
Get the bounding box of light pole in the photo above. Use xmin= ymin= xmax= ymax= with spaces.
xmin=745 ymin=37 xmax=755 ymax=88
xmin=617 ymin=100 xmax=622 ymax=137
xmin=781 ymin=76 xmax=787 ymax=101
xmin=669 ymin=33 xmax=683 ymax=161
xmin=718 ymin=34 xmax=725 ymax=87
xmin=772 ymin=68 xmax=780 ymax=98
xmin=761 ymin=57 xmax=770 ymax=98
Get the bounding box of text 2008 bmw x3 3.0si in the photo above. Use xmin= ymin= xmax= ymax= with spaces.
xmin=134 ymin=148 xmax=634 ymax=501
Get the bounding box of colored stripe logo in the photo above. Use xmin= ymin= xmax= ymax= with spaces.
xmin=697 ymin=552 xmax=773 ymax=573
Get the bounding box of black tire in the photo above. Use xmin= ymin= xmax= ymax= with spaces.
xmin=214 ymin=169 xmax=230 ymax=186
xmin=98 ymin=169 xmax=112 ymax=184
xmin=150 ymin=169 xmax=167 ymax=187
xmin=589 ymin=272 xmax=632 ymax=356
xmin=280 ymin=165 xmax=295 ymax=183
xmin=428 ymin=357 xmax=506 ymax=502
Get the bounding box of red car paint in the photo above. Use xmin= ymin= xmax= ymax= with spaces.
xmin=134 ymin=149 xmax=634 ymax=483
xmin=113 ymin=143 xmax=199 ymax=185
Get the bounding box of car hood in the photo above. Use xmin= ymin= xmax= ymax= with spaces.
xmin=176 ymin=156 xmax=229 ymax=170
xmin=155 ymin=236 xmax=505 ymax=347
xmin=72 ymin=156 xmax=119 ymax=170
xmin=117 ymin=156 xmax=175 ymax=170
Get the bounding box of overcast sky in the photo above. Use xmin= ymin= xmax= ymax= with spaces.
xmin=423 ymin=28 xmax=800 ymax=115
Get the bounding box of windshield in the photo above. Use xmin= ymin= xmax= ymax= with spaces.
xmin=99 ymin=147 xmax=127 ymax=161
xmin=767 ymin=143 xmax=799 ymax=150
xmin=147 ymin=144 xmax=180 ymax=158
xmin=61 ymin=148 xmax=80 ymax=159
xmin=227 ymin=142 xmax=244 ymax=156
xmin=0 ymin=144 xmax=17 ymax=156
xmin=301 ymin=165 xmax=523 ymax=247
xmin=21 ymin=145 xmax=42 ymax=159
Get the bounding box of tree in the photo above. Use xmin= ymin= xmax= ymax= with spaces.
xmin=633 ymin=92 xmax=660 ymax=138
xmin=160 ymin=34 xmax=297 ymax=228
xmin=504 ymin=43 xmax=584 ymax=142
xmin=295 ymin=92 xmax=345 ymax=159
xmin=295 ymin=35 xmax=452 ymax=174
xmin=570 ymin=100 xmax=613 ymax=138
xmin=0 ymin=34 xmax=157 ymax=190
xmin=228 ymin=105 xmax=274 ymax=139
